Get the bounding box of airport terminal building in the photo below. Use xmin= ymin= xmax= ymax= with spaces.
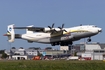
xmin=5 ymin=47 xmax=64 ymax=60
xmin=5 ymin=42 xmax=105 ymax=60
xmin=60 ymin=42 xmax=105 ymax=60
xmin=76 ymin=42 xmax=105 ymax=60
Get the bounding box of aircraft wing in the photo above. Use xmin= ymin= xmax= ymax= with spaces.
xmin=14 ymin=23 xmax=68 ymax=37
xmin=15 ymin=26 xmax=62 ymax=33
xmin=14 ymin=26 xmax=65 ymax=37
xmin=14 ymin=27 xmax=45 ymax=32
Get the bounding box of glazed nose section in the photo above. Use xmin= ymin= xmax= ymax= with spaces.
xmin=98 ymin=28 xmax=102 ymax=33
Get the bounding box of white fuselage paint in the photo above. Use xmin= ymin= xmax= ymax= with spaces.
xmin=21 ymin=25 xmax=102 ymax=44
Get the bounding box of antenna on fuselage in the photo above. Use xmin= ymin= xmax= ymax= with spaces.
xmin=80 ymin=24 xmax=82 ymax=26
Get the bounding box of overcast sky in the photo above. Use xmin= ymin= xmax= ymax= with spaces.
xmin=0 ymin=0 xmax=105 ymax=50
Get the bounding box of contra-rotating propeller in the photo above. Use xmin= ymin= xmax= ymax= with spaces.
xmin=58 ymin=24 xmax=67 ymax=32
xmin=48 ymin=23 xmax=57 ymax=34
xmin=48 ymin=23 xmax=55 ymax=29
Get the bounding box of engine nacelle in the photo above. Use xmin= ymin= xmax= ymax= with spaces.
xmin=44 ymin=28 xmax=51 ymax=32
xmin=44 ymin=28 xmax=61 ymax=32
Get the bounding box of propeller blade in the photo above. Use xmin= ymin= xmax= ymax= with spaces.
xmin=52 ymin=23 xmax=55 ymax=28
xmin=58 ymin=27 xmax=62 ymax=29
xmin=58 ymin=24 xmax=65 ymax=30
xmin=48 ymin=23 xmax=55 ymax=29
xmin=62 ymin=24 xmax=64 ymax=28
xmin=64 ymin=29 xmax=67 ymax=32
xmin=48 ymin=26 xmax=51 ymax=29
xmin=58 ymin=23 xmax=67 ymax=32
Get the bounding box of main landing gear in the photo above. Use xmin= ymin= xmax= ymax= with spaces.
xmin=51 ymin=41 xmax=73 ymax=46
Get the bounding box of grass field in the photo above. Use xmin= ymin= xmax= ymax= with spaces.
xmin=0 ymin=60 xmax=105 ymax=70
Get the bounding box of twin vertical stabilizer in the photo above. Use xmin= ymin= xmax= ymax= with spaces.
xmin=7 ymin=24 xmax=15 ymax=42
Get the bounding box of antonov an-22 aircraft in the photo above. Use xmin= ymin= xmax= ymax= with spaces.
xmin=4 ymin=24 xmax=102 ymax=46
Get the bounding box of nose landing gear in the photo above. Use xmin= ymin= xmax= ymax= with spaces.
xmin=87 ymin=38 xmax=91 ymax=42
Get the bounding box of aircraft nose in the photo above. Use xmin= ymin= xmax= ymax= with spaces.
xmin=98 ymin=28 xmax=102 ymax=32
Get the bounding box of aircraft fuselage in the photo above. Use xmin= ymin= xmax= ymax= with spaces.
xmin=21 ymin=25 xmax=102 ymax=45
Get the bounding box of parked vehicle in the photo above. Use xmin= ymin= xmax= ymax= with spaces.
xmin=33 ymin=56 xmax=40 ymax=60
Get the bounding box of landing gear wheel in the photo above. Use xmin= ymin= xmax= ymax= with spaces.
xmin=69 ymin=41 xmax=73 ymax=45
xmin=60 ymin=42 xmax=64 ymax=46
xmin=51 ymin=43 xmax=55 ymax=46
xmin=87 ymin=38 xmax=91 ymax=42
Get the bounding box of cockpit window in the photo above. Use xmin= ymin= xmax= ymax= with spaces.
xmin=92 ymin=25 xmax=97 ymax=27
